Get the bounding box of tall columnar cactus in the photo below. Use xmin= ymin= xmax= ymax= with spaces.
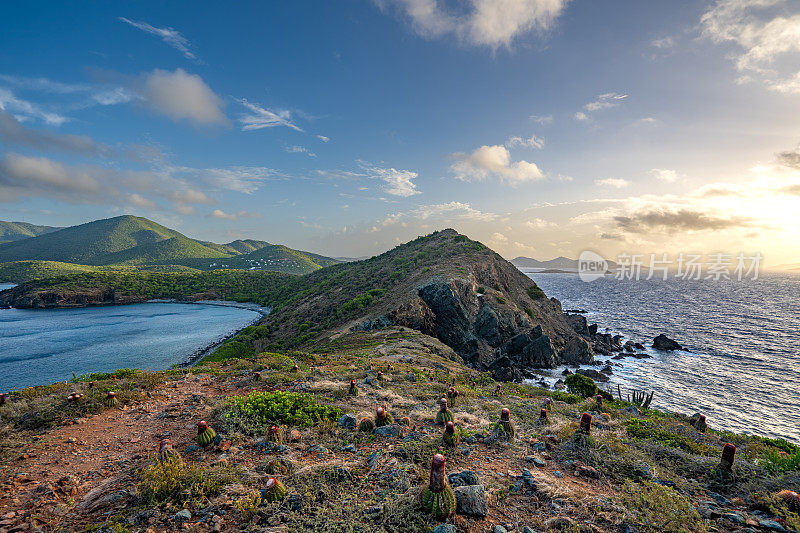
xmin=420 ymin=454 xmax=456 ymax=518
xmin=580 ymin=413 xmax=592 ymax=435
xmin=197 ymin=420 xmax=217 ymax=447
xmin=261 ymin=477 xmax=287 ymax=503
xmin=104 ymin=391 xmax=118 ymax=408
xmin=446 ymin=387 xmax=460 ymax=407
xmin=375 ymin=406 xmax=393 ymax=427
xmin=539 ymin=408 xmax=549 ymax=424
xmin=348 ymin=379 xmax=358 ymax=396
xmin=720 ymin=443 xmax=736 ymax=472
xmin=443 ymin=420 xmax=460 ymax=447
xmin=267 ymin=425 xmax=284 ymax=444
xmin=494 ymin=383 xmax=502 ymax=396
xmin=495 ymin=407 xmax=515 ymax=440
xmin=359 ymin=416 xmax=375 ymax=433
xmin=158 ymin=438 xmax=182 ymax=463
xmin=436 ymin=397 xmax=454 ymax=426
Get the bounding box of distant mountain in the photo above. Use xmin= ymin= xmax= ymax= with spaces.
xmin=333 ymin=256 xmax=370 ymax=262
xmin=511 ymin=255 xmax=618 ymax=272
xmin=0 ymin=221 xmax=61 ymax=244
xmin=0 ymin=215 xmax=340 ymax=277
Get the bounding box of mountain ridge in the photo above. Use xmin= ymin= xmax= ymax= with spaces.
xmin=0 ymin=220 xmax=61 ymax=244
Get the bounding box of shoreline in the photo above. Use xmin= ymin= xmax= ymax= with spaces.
xmin=176 ymin=310 xmax=266 ymax=367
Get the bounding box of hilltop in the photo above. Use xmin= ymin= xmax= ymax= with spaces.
xmin=511 ymin=255 xmax=619 ymax=272
xmin=2 ymin=229 xmax=592 ymax=378
xmin=0 ymin=221 xmax=60 ymax=244
xmin=0 ymin=215 xmax=340 ymax=279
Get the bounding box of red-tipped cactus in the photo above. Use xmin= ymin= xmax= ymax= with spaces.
xmin=375 ymin=406 xmax=393 ymax=427
xmin=267 ymin=425 xmax=284 ymax=444
xmin=420 ymin=454 xmax=456 ymax=518
xmin=67 ymin=393 xmax=78 ymax=403
xmin=348 ymin=379 xmax=358 ymax=396
xmin=580 ymin=412 xmax=592 ymax=435
xmin=443 ymin=420 xmax=460 ymax=448
xmin=88 ymin=381 xmax=95 ymax=389
xmin=539 ymin=408 xmax=549 ymax=423
xmin=695 ymin=414 xmax=707 ymax=432
xmin=377 ymin=370 xmax=384 ymax=381
xmin=542 ymin=397 xmax=552 ymax=408
xmin=595 ymin=394 xmax=603 ymax=408
xmin=197 ymin=420 xmax=217 ymax=447
xmin=776 ymin=490 xmax=800 ymax=512
xmin=104 ymin=391 xmax=118 ymax=408
xmin=446 ymin=387 xmax=460 ymax=407
xmin=0 ymin=393 xmax=5 ymax=406
xmin=158 ymin=438 xmax=181 ymax=463
xmin=359 ymin=416 xmax=375 ymax=433
xmin=400 ymin=416 xmax=411 ymax=427
xmin=253 ymin=371 xmax=262 ymax=381
xmin=720 ymin=443 xmax=736 ymax=472
xmin=494 ymin=383 xmax=502 ymax=396
xmin=436 ymin=397 xmax=454 ymax=425
xmin=292 ymin=364 xmax=300 ymax=372
xmin=495 ymin=407 xmax=515 ymax=440
xmin=261 ymin=477 xmax=287 ymax=503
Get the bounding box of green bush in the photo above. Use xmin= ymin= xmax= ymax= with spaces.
xmin=72 ymin=368 xmax=139 ymax=382
xmin=762 ymin=448 xmax=800 ymax=475
xmin=618 ymin=480 xmax=708 ymax=532
xmin=138 ymin=458 xmax=236 ymax=506
xmin=526 ymin=284 xmax=545 ymax=300
xmin=226 ymin=390 xmax=342 ymax=430
xmin=564 ymin=373 xmax=598 ymax=398
xmin=549 ymin=390 xmax=581 ymax=404
xmin=626 ymin=418 xmax=717 ymax=457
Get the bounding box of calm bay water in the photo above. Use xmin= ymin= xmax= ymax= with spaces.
xmin=524 ymin=272 xmax=800 ymax=443
xmin=0 ymin=302 xmax=261 ymax=392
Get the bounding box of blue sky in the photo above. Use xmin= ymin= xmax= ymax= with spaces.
xmin=1 ymin=0 xmax=799 ymax=265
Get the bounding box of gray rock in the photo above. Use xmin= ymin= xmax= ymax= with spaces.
xmin=494 ymin=526 xmax=508 ymax=533
xmin=553 ymin=470 xmax=563 ymax=478
xmin=374 ymin=424 xmax=400 ymax=438
xmin=653 ymin=334 xmax=683 ymax=351
xmin=453 ymin=485 xmax=488 ymax=517
xmin=185 ymin=444 xmax=201 ymax=454
xmin=342 ymin=444 xmax=357 ymax=453
xmin=448 ymin=470 xmax=480 ymax=487
xmin=758 ymin=519 xmax=786 ymax=531
xmin=432 ymin=526 xmax=457 ymax=533
xmin=174 ymin=509 xmax=191 ymax=522
xmin=337 ymin=414 xmax=357 ymax=429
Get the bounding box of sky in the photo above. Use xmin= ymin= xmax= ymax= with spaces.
xmin=1 ymin=0 xmax=799 ymax=266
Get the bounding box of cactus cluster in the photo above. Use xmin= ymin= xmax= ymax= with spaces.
xmin=348 ymin=379 xmax=358 ymax=396
xmin=436 ymin=397 xmax=454 ymax=425
xmin=420 ymin=454 xmax=456 ymax=518
xmin=261 ymin=477 xmax=287 ymax=503
xmin=158 ymin=438 xmax=182 ymax=463
xmin=375 ymin=406 xmax=393 ymax=427
xmin=104 ymin=391 xmax=118 ymax=408
xmin=263 ymin=457 xmax=294 ymax=475
xmin=443 ymin=421 xmax=460 ymax=447
xmin=446 ymin=387 xmax=459 ymax=407
xmin=197 ymin=420 xmax=217 ymax=447
xmin=67 ymin=393 xmax=83 ymax=403
xmin=267 ymin=425 xmax=285 ymax=444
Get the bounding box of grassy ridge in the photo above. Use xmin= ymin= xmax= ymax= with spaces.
xmin=0 ymin=221 xmax=60 ymax=244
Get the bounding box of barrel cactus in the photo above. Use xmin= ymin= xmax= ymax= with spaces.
xmin=348 ymin=379 xmax=358 ymax=396
xmin=261 ymin=477 xmax=287 ymax=503
xmin=539 ymin=408 xmax=549 ymax=424
xmin=420 ymin=454 xmax=456 ymax=518
xmin=375 ymin=406 xmax=393 ymax=427
xmin=400 ymin=416 xmax=411 ymax=427
xmin=359 ymin=417 xmax=375 ymax=433
xmin=104 ymin=391 xmax=118 ymax=408
xmin=267 ymin=425 xmax=284 ymax=444
xmin=197 ymin=420 xmax=217 ymax=447
xmin=0 ymin=393 xmax=5 ymax=406
xmin=694 ymin=414 xmax=708 ymax=432
xmin=436 ymin=397 xmax=454 ymax=425
xmin=493 ymin=383 xmax=502 ymax=396
xmin=443 ymin=421 xmax=460 ymax=448
xmin=263 ymin=457 xmax=295 ymax=475
xmin=158 ymin=439 xmax=182 ymax=463
xmin=446 ymin=387 xmax=459 ymax=407
xmin=579 ymin=412 xmax=592 ymax=435
xmin=494 ymin=407 xmax=515 ymax=441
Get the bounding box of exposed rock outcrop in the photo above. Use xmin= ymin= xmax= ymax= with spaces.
xmin=653 ymin=334 xmax=683 ymax=351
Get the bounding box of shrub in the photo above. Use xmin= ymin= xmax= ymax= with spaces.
xmin=226 ymin=390 xmax=342 ymax=431
xmin=762 ymin=448 xmax=800 ymax=475
xmin=524 ymin=308 xmax=535 ymax=319
xmin=138 ymin=458 xmax=236 ymax=506
xmin=618 ymin=480 xmax=708 ymax=532
xmin=626 ymin=418 xmax=717 ymax=457
xmin=549 ymin=390 xmax=581 ymax=404
xmin=564 ymin=373 xmax=598 ymax=398
xmin=72 ymin=368 xmax=139 ymax=382
xmin=526 ymin=284 xmax=545 ymax=300
xmin=476 ymin=286 xmax=485 ymax=294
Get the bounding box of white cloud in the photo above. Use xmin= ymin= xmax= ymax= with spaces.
xmin=0 ymin=88 xmax=68 ymax=125
xmin=450 ymin=144 xmax=544 ymax=184
xmin=505 ymin=134 xmax=544 ymax=149
xmin=595 ymin=178 xmax=630 ymax=188
xmin=650 ymin=168 xmax=679 ymax=182
xmin=207 ymin=209 xmax=260 ymax=221
xmin=358 ymin=160 xmax=421 ymax=197
xmin=0 ymin=153 xmax=99 ymax=193
xmin=584 ymin=92 xmax=627 ymax=112
xmin=317 ymin=135 xmax=330 ymax=142
xmin=377 ymin=0 xmax=570 ymax=49
xmin=403 ymin=201 xmax=498 ymax=222
xmin=525 ymin=217 xmax=556 ymax=229
xmin=119 ymin=17 xmax=197 ymax=61
xmin=573 ymin=111 xmax=588 ymax=121
xmin=701 ymin=0 xmax=800 ymax=93
xmin=127 ymin=193 xmax=157 ymax=209
xmin=142 ymin=69 xmax=227 ymax=126
xmin=237 ymin=98 xmax=302 ymax=132
xmin=285 ymin=145 xmax=316 ymax=157
xmin=529 ymin=114 xmax=553 ymax=125
xmin=651 ymin=36 xmax=674 ymax=49
xmin=0 ymin=110 xmax=108 ymax=155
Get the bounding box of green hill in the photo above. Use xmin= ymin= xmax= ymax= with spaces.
xmin=0 ymin=215 xmax=340 ymax=279
xmin=0 ymin=221 xmax=61 ymax=244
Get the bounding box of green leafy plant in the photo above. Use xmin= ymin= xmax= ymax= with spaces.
xmin=618 ymin=480 xmax=708 ymax=532
xmin=226 ymin=390 xmax=342 ymax=430
xmin=138 ymin=458 xmax=236 ymax=506
xmin=526 ymin=284 xmax=545 ymax=300
xmin=564 ymin=373 xmax=598 ymax=398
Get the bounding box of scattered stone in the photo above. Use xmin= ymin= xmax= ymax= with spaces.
xmin=432 ymin=526 xmax=456 ymax=533
xmin=174 ymin=509 xmax=191 ymax=522
xmin=341 ymin=444 xmax=357 ymax=453
xmin=553 ymin=470 xmax=563 ymax=478
xmin=337 ymin=414 xmax=357 ymax=429
xmin=653 ymin=334 xmax=683 ymax=351
xmin=494 ymin=526 xmax=508 ymax=533
xmin=454 ymin=484 xmax=488 ymax=517
xmin=448 ymin=471 xmax=479 ymax=487
xmin=374 ymin=424 xmax=400 ymax=438
xmin=758 ymin=519 xmax=786 ymax=531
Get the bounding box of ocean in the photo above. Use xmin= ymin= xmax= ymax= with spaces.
xmin=524 ymin=271 xmax=800 ymax=444
xmin=0 ymin=301 xmax=262 ymax=392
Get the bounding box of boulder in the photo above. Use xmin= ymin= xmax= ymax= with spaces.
xmin=653 ymin=334 xmax=683 ymax=351
xmin=337 ymin=414 xmax=357 ymax=429
xmin=576 ymin=368 xmax=610 ymax=383
xmin=454 ymin=485 xmax=488 ymax=517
